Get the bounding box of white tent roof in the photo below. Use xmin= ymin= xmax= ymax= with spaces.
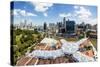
xmin=40 ymin=38 xmax=57 ymax=46
xmin=73 ymin=51 xmax=94 ymax=62
xmin=60 ymin=38 xmax=88 ymax=54
xmin=30 ymin=49 xmax=64 ymax=59
xmin=27 ymin=38 xmax=95 ymax=62
xmin=61 ymin=42 xmax=79 ymax=54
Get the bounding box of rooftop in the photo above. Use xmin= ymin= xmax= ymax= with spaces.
xmin=16 ymin=38 xmax=97 ymax=66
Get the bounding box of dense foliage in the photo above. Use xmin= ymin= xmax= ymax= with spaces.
xmin=12 ymin=28 xmax=43 ymax=65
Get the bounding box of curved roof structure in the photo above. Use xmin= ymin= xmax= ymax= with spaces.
xmin=40 ymin=38 xmax=57 ymax=47
xmin=29 ymin=49 xmax=64 ymax=59
xmin=16 ymin=38 xmax=97 ymax=65
xmin=73 ymin=51 xmax=94 ymax=62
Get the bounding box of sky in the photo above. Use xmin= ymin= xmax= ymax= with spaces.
xmin=11 ymin=1 xmax=97 ymax=26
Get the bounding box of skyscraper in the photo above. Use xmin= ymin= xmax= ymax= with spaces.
xmin=63 ymin=17 xmax=66 ymax=27
xmin=65 ymin=19 xmax=75 ymax=34
xmin=43 ymin=22 xmax=47 ymax=32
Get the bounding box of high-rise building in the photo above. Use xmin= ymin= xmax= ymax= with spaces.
xmin=43 ymin=22 xmax=47 ymax=32
xmin=63 ymin=17 xmax=66 ymax=27
xmin=49 ymin=23 xmax=58 ymax=33
xmin=57 ymin=17 xmax=76 ymax=35
xmin=93 ymin=24 xmax=97 ymax=31
xmin=57 ymin=22 xmax=64 ymax=33
xmin=65 ymin=19 xmax=75 ymax=34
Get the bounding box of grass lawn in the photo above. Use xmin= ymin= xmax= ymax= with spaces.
xmin=66 ymin=38 xmax=78 ymax=42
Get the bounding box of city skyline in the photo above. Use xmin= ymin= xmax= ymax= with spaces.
xmin=11 ymin=1 xmax=97 ymax=25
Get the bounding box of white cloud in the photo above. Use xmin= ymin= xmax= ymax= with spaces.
xmin=31 ymin=2 xmax=53 ymax=17
xmin=73 ymin=6 xmax=97 ymax=25
xmin=13 ymin=10 xmax=18 ymax=15
xmin=59 ymin=13 xmax=71 ymax=17
xmin=19 ymin=9 xmax=26 ymax=16
xmin=86 ymin=18 xmax=97 ymax=25
xmin=32 ymin=2 xmax=53 ymax=12
xmin=43 ymin=13 xmax=48 ymax=17
xmin=13 ymin=9 xmax=20 ymax=16
xmin=75 ymin=6 xmax=92 ymax=19
xmin=74 ymin=6 xmax=79 ymax=9
xmin=77 ymin=17 xmax=97 ymax=25
xmin=91 ymin=18 xmax=97 ymax=24
xmin=13 ymin=9 xmax=37 ymax=17
xmin=27 ymin=12 xmax=37 ymax=16
xmin=58 ymin=6 xmax=97 ymax=25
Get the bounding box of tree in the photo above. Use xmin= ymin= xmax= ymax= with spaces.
xmin=33 ymin=28 xmax=39 ymax=34
xmin=12 ymin=28 xmax=42 ymax=65
xmin=15 ymin=29 xmax=22 ymax=35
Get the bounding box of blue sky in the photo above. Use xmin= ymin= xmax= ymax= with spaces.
xmin=11 ymin=1 xmax=97 ymax=25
